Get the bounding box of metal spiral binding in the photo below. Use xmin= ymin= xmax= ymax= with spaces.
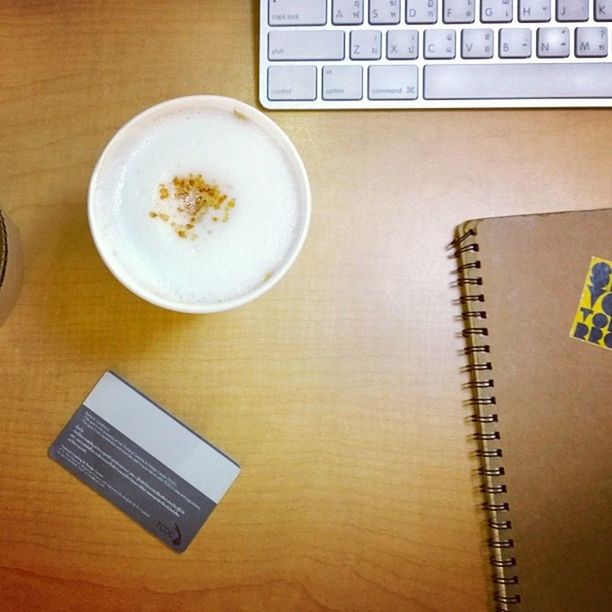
xmin=475 ymin=448 xmax=502 ymax=458
xmin=463 ymin=345 xmax=490 ymax=354
xmin=455 ymin=260 xmax=481 ymax=273
xmin=482 ymin=501 xmax=509 ymax=512
xmin=470 ymin=413 xmax=498 ymax=423
xmin=490 ymin=556 xmax=516 ymax=568
xmin=461 ymin=310 xmax=487 ymax=320
xmin=456 ymin=277 xmax=483 ymax=286
xmin=466 ymin=379 xmax=494 ymax=389
xmin=463 ymin=327 xmax=488 ymax=337
xmin=459 ymin=294 xmax=485 ymax=303
xmin=478 ymin=466 xmax=505 ymax=476
xmin=455 ymin=243 xmax=479 ymax=255
xmin=474 ymin=432 xmax=501 ymax=442
xmin=490 ymin=520 xmax=512 ymax=530
xmin=462 ymin=362 xmax=492 ymax=372
xmin=469 ymin=396 xmax=496 ymax=405
xmin=480 ymin=483 xmax=507 ymax=494
xmin=452 ymin=226 xmax=520 ymax=609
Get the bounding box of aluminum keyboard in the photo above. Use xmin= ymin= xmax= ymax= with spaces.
xmin=259 ymin=0 xmax=612 ymax=108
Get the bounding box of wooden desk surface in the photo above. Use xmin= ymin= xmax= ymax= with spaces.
xmin=1 ymin=2 xmax=610 ymax=610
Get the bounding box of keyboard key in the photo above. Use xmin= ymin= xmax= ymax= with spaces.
xmin=518 ymin=0 xmax=551 ymax=21
xmin=537 ymin=27 xmax=570 ymax=57
xmin=268 ymin=31 xmax=345 ymax=60
xmin=350 ymin=30 xmax=382 ymax=59
xmin=368 ymin=65 xmax=418 ymax=99
xmin=595 ymin=0 xmax=612 ymax=20
xmin=556 ymin=0 xmax=589 ymax=20
xmin=268 ymin=0 xmax=327 ymax=26
xmin=387 ymin=30 xmax=419 ymax=59
xmin=323 ymin=65 xmax=363 ymax=99
xmin=370 ymin=0 xmax=401 ymax=23
xmin=268 ymin=65 xmax=317 ymax=100
xmin=462 ymin=28 xmax=494 ymax=58
xmin=424 ymin=29 xmax=456 ymax=58
xmin=424 ymin=63 xmax=612 ymax=99
xmin=443 ymin=0 xmax=476 ymax=23
xmin=406 ymin=0 xmax=439 ymax=23
xmin=481 ymin=0 xmax=513 ymax=22
xmin=499 ymin=28 xmax=532 ymax=57
xmin=332 ymin=0 xmax=364 ymax=25
xmin=575 ymin=27 xmax=609 ymax=56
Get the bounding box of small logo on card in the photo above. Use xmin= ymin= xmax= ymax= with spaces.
xmin=157 ymin=522 xmax=182 ymax=546
xmin=570 ymin=256 xmax=612 ymax=350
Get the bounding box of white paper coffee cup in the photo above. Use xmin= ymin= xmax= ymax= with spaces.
xmin=88 ymin=96 xmax=311 ymax=313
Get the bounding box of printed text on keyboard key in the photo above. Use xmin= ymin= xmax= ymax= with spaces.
xmin=369 ymin=66 xmax=418 ymax=99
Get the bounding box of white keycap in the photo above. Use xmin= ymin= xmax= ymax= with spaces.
xmin=268 ymin=65 xmax=317 ymax=100
xmin=537 ymin=27 xmax=570 ymax=57
xmin=350 ymin=30 xmax=383 ymax=59
xmin=443 ymin=0 xmax=475 ymax=23
xmin=575 ymin=27 xmax=609 ymax=56
xmin=424 ymin=29 xmax=456 ymax=58
xmin=595 ymin=0 xmax=612 ymax=20
xmin=370 ymin=0 xmax=401 ymax=23
xmin=323 ymin=65 xmax=363 ymax=99
xmin=387 ymin=30 xmax=419 ymax=58
xmin=556 ymin=0 xmax=589 ymax=20
xmin=499 ymin=28 xmax=532 ymax=57
xmin=481 ymin=0 xmax=513 ymax=22
xmin=406 ymin=0 xmax=439 ymax=23
xmin=268 ymin=30 xmax=345 ymax=60
xmin=518 ymin=0 xmax=551 ymax=21
xmin=424 ymin=63 xmax=612 ymax=99
xmin=368 ymin=65 xmax=418 ymax=99
xmin=332 ymin=0 xmax=364 ymax=25
xmin=268 ymin=0 xmax=327 ymax=26
xmin=462 ymin=28 xmax=494 ymax=58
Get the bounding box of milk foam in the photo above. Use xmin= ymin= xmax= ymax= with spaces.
xmin=91 ymin=104 xmax=304 ymax=305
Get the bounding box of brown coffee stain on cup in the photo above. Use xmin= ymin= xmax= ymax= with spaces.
xmin=149 ymin=173 xmax=235 ymax=239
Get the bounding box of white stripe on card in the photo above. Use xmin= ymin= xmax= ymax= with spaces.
xmin=83 ymin=371 xmax=240 ymax=503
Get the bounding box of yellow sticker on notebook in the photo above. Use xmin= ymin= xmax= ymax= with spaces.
xmin=570 ymin=256 xmax=612 ymax=351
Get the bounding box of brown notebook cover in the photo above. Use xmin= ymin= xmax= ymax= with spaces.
xmin=452 ymin=209 xmax=612 ymax=612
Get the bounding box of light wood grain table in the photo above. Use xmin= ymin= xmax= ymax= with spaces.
xmin=1 ymin=2 xmax=610 ymax=610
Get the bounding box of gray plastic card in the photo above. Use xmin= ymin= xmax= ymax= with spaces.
xmin=49 ymin=371 xmax=240 ymax=552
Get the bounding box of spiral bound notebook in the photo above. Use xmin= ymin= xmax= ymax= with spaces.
xmin=451 ymin=208 xmax=612 ymax=612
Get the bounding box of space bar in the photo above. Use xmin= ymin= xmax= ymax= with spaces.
xmin=424 ymin=63 xmax=612 ymax=99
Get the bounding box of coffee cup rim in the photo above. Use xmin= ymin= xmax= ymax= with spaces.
xmin=88 ymin=95 xmax=311 ymax=313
